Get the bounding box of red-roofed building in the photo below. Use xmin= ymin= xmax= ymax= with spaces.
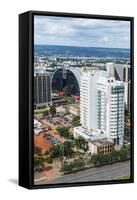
xmin=72 ymin=95 xmax=80 ymax=100
xmin=58 ymin=92 xmax=64 ymax=96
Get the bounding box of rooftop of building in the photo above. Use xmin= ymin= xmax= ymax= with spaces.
xmin=34 ymin=66 xmax=51 ymax=76
xmin=81 ymin=69 xmax=106 ymax=77
xmin=81 ymin=69 xmax=125 ymax=86
xmin=34 ymin=119 xmax=41 ymax=127
xmin=69 ymin=104 xmax=80 ymax=110
xmin=91 ymin=139 xmax=114 ymax=147
xmin=74 ymin=126 xmax=107 ymax=141
xmin=98 ymin=76 xmax=125 ymax=86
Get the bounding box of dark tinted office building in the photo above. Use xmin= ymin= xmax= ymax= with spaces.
xmin=52 ymin=67 xmax=80 ymax=96
xmin=34 ymin=73 xmax=52 ymax=108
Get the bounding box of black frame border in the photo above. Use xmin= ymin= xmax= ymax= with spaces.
xmin=19 ymin=10 xmax=134 ymax=189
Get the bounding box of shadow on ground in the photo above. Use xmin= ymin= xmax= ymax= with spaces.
xmin=8 ymin=179 xmax=18 ymax=185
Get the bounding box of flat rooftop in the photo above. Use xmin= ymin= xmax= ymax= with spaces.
xmin=74 ymin=126 xmax=107 ymax=141
xmin=91 ymin=139 xmax=113 ymax=147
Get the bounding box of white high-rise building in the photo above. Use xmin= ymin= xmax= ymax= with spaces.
xmin=80 ymin=70 xmax=106 ymax=132
xmin=79 ymin=70 xmax=125 ymax=145
xmin=97 ymin=76 xmax=125 ymax=145
xmin=106 ymin=62 xmax=131 ymax=112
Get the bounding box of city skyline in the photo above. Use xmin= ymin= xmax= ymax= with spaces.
xmin=34 ymin=43 xmax=130 ymax=50
xmin=33 ymin=15 xmax=131 ymax=185
xmin=34 ymin=16 xmax=130 ymax=49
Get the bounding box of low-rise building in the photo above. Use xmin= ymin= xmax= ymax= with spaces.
xmin=69 ymin=105 xmax=80 ymax=116
xmin=88 ymin=139 xmax=114 ymax=155
xmin=34 ymin=119 xmax=41 ymax=128
xmin=56 ymin=106 xmax=66 ymax=113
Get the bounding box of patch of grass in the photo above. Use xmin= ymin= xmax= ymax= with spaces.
xmin=63 ymin=96 xmax=74 ymax=102
xmin=116 ymin=175 xmax=130 ymax=180
xmin=34 ymin=108 xmax=49 ymax=115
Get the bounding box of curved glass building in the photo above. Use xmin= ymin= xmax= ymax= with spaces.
xmin=52 ymin=67 xmax=81 ymax=96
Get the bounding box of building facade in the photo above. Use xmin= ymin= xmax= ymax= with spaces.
xmin=52 ymin=67 xmax=81 ymax=96
xmin=79 ymin=70 xmax=125 ymax=145
xmin=88 ymin=139 xmax=114 ymax=155
xmin=80 ymin=71 xmax=107 ymax=132
xmin=106 ymin=63 xmax=131 ymax=112
xmin=97 ymin=76 xmax=125 ymax=145
xmin=34 ymin=72 xmax=52 ymax=108
xmin=69 ymin=105 xmax=80 ymax=116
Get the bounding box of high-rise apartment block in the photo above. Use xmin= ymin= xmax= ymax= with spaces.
xmin=75 ymin=69 xmax=125 ymax=146
xmin=106 ymin=63 xmax=130 ymax=112
xmin=97 ymin=75 xmax=125 ymax=145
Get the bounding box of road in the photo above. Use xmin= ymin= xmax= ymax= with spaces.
xmin=36 ymin=161 xmax=130 ymax=185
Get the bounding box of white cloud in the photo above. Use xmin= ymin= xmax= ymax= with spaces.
xmin=34 ymin=16 xmax=130 ymax=48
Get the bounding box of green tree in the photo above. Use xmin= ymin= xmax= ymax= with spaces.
xmin=124 ymin=108 xmax=130 ymax=123
xmin=49 ymin=141 xmax=74 ymax=159
xmin=63 ymin=86 xmax=69 ymax=96
xmin=60 ymin=159 xmax=85 ymax=174
xmin=90 ymin=154 xmax=111 ymax=166
xmin=75 ymin=159 xmax=85 ymax=168
xmin=34 ymin=146 xmax=42 ymax=156
xmin=124 ymin=127 xmax=130 ymax=141
xmin=102 ymin=154 xmax=111 ymax=164
xmin=56 ymin=126 xmax=70 ymax=139
xmin=49 ymin=105 xmax=56 ymax=116
xmin=75 ymin=136 xmax=89 ymax=152
xmin=62 ymin=141 xmax=74 ymax=157
xmin=60 ymin=161 xmax=74 ymax=173
xmin=45 ymin=157 xmax=53 ymax=163
xmin=72 ymin=116 xmax=80 ymax=127
xmin=111 ymin=150 xmax=120 ymax=162
xmin=49 ymin=144 xmax=62 ymax=158
xmin=43 ymin=110 xmax=49 ymax=118
xmin=63 ymin=84 xmax=73 ymax=96
xmin=88 ymin=145 xmax=130 ymax=167
xmin=89 ymin=155 xmax=99 ymax=166
xmin=34 ymin=157 xmax=45 ymax=171
xmin=119 ymin=146 xmax=129 ymax=160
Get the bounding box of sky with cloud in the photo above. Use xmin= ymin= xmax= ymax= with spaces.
xmin=34 ymin=16 xmax=130 ymax=49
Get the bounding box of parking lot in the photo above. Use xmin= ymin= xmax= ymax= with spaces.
xmin=34 ymin=103 xmax=80 ymax=181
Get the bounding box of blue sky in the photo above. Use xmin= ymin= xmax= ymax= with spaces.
xmin=34 ymin=16 xmax=130 ymax=49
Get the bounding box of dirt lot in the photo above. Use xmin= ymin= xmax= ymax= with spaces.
xmin=34 ymin=161 xmax=61 ymax=183
xmin=34 ymin=133 xmax=52 ymax=150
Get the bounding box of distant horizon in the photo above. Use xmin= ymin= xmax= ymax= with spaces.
xmin=34 ymin=44 xmax=130 ymax=50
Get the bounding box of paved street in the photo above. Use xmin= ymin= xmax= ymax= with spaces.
xmin=36 ymin=161 xmax=130 ymax=185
